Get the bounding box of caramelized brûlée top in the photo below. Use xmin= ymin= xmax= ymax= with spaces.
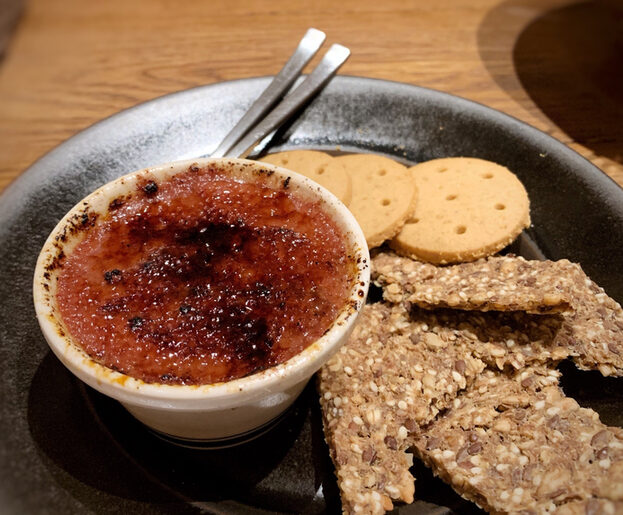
xmin=56 ymin=164 xmax=356 ymax=385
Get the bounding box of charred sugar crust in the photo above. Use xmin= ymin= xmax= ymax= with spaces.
xmin=44 ymin=162 xmax=288 ymax=280
xmin=51 ymin=163 xmax=362 ymax=386
xmin=104 ymin=269 xmax=122 ymax=283
xmin=192 ymin=162 xmax=277 ymax=179
xmin=108 ymin=196 xmax=126 ymax=210
xmin=142 ymin=180 xmax=158 ymax=195
xmin=238 ymin=160 xmax=275 ymax=178
xmin=44 ymin=207 xmax=99 ymax=274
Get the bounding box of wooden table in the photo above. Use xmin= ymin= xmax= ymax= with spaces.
xmin=1 ymin=0 xmax=622 ymax=194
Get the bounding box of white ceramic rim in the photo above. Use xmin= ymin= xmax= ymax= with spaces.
xmin=33 ymin=157 xmax=369 ymax=410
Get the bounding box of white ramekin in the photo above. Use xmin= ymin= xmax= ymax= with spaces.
xmin=33 ymin=157 xmax=369 ymax=443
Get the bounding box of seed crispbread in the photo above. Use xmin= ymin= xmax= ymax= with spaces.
xmin=410 ymin=306 xmax=568 ymax=371
xmin=372 ymin=252 xmax=573 ymax=314
xmin=411 ymin=367 xmax=623 ymax=514
xmin=318 ymin=303 xmax=485 ymax=514
xmin=554 ymin=498 xmax=623 ymax=514
xmin=373 ymin=252 xmax=623 ymax=377
xmin=555 ymin=265 xmax=623 ymax=377
xmin=320 ymin=248 xmax=623 ymax=513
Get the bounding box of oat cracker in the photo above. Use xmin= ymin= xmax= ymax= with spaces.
xmin=327 ymin=154 xmax=416 ymax=248
xmin=259 ymin=150 xmax=352 ymax=205
xmin=390 ymin=157 xmax=530 ymax=264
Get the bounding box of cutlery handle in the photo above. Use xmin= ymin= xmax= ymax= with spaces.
xmin=226 ymin=44 xmax=351 ymax=159
xmin=210 ymin=28 xmax=326 ymax=158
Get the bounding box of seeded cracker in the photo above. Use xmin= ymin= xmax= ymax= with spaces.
xmin=372 ymin=252 xmax=572 ymax=314
xmin=555 ymin=264 xmax=623 ymax=377
xmin=411 ymin=367 xmax=623 ymax=514
xmin=317 ymin=303 xmax=485 ymax=514
xmin=364 ymin=300 xmax=567 ymax=382
xmin=373 ymin=252 xmax=623 ymax=376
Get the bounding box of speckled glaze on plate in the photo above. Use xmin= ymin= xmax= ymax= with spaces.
xmin=1 ymin=76 xmax=623 ymax=514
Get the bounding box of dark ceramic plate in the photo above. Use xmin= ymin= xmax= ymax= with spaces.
xmin=1 ymin=76 xmax=623 ymax=514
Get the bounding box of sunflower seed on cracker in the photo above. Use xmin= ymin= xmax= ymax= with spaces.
xmin=317 ymin=303 xmax=485 ymax=514
xmin=411 ymin=367 xmax=623 ymax=514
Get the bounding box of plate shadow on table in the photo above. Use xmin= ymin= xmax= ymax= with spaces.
xmin=0 ymin=0 xmax=23 ymax=62
xmin=477 ymin=0 xmax=623 ymax=165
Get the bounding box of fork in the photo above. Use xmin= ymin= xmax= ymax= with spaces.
xmin=210 ymin=28 xmax=350 ymax=159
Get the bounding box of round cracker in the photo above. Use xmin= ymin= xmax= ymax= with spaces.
xmin=390 ymin=157 xmax=531 ymax=264
xmin=328 ymin=154 xmax=416 ymax=248
xmin=259 ymin=150 xmax=352 ymax=206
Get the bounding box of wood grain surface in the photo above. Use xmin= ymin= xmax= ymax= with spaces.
xmin=0 ymin=0 xmax=621 ymax=194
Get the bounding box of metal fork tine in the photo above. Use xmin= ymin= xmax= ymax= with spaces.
xmin=210 ymin=28 xmax=326 ymax=158
xmin=225 ymin=44 xmax=350 ymax=159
